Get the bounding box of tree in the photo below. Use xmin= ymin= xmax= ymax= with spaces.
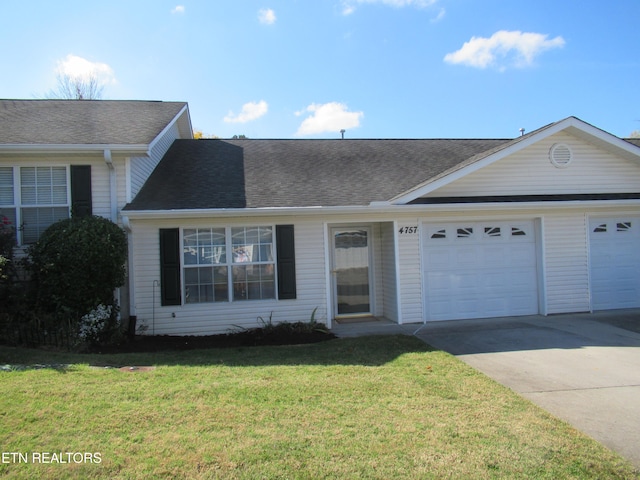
xmin=47 ymin=73 xmax=104 ymax=100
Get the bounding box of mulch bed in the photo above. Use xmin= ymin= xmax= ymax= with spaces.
xmin=92 ymin=328 xmax=337 ymax=354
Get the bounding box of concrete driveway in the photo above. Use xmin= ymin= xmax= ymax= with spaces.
xmin=413 ymin=310 xmax=640 ymax=469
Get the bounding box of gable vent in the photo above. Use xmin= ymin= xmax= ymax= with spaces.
xmin=549 ymin=143 xmax=573 ymax=168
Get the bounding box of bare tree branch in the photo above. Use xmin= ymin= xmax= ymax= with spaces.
xmin=46 ymin=74 xmax=104 ymax=100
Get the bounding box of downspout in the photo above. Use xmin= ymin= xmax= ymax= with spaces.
xmin=104 ymin=149 xmax=122 ymax=322
xmin=103 ymin=149 xmax=117 ymax=222
xmin=122 ymin=216 xmax=136 ymax=325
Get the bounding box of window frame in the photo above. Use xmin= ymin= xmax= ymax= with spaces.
xmin=0 ymin=165 xmax=72 ymax=246
xmin=181 ymin=225 xmax=278 ymax=304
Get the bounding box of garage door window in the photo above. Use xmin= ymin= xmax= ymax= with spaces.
xmin=484 ymin=227 xmax=501 ymax=237
xmin=617 ymin=222 xmax=631 ymax=232
xmin=456 ymin=227 xmax=473 ymax=238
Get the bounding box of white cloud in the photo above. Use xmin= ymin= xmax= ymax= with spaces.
xmin=258 ymin=8 xmax=276 ymax=25
xmin=56 ymin=54 xmax=116 ymax=84
xmin=171 ymin=5 xmax=185 ymax=14
xmin=295 ymin=102 xmax=363 ymax=136
xmin=431 ymin=7 xmax=445 ymax=23
xmin=342 ymin=0 xmax=438 ymax=15
xmin=224 ymin=101 xmax=269 ymax=123
xmin=444 ymin=30 xmax=565 ymax=70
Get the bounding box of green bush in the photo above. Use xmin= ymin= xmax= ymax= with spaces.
xmin=26 ymin=215 xmax=127 ymax=323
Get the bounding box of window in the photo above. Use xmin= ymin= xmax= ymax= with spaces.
xmin=484 ymin=226 xmax=501 ymax=237
xmin=183 ymin=228 xmax=228 ymax=303
xmin=0 ymin=166 xmax=71 ymax=245
xmin=21 ymin=166 xmax=69 ymax=243
xmin=617 ymin=222 xmax=632 ymax=232
xmin=430 ymin=229 xmax=446 ymax=239
xmin=182 ymin=226 xmax=275 ymax=303
xmin=232 ymin=226 xmax=275 ymax=300
xmin=457 ymin=227 xmax=473 ymax=238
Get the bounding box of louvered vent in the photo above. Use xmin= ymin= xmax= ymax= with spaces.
xmin=549 ymin=143 xmax=573 ymax=168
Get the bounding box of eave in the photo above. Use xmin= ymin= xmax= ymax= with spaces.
xmin=121 ymin=198 xmax=640 ymax=221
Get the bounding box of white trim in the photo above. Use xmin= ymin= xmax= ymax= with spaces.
xmin=125 ymin=157 xmax=132 ymax=204
xmin=535 ymin=217 xmax=548 ymax=315
xmin=392 ymin=220 xmax=403 ymax=324
xmin=147 ymin=104 xmax=192 ymax=153
xmin=323 ymin=222 xmax=332 ymax=329
xmin=585 ymin=212 xmax=594 ymax=313
xmin=123 ymin=199 xmax=640 ymax=220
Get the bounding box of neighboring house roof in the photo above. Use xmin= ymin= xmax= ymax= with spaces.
xmin=0 ymin=99 xmax=189 ymax=146
xmin=124 ymin=138 xmax=510 ymax=210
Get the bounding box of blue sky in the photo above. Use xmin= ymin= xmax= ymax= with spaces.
xmin=2 ymin=0 xmax=639 ymax=139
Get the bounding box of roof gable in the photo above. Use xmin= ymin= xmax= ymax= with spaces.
xmin=415 ymin=129 xmax=640 ymax=201
xmin=391 ymin=117 xmax=640 ymax=204
xmin=0 ymin=99 xmax=189 ymax=148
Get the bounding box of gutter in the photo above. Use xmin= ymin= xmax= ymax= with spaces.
xmin=0 ymin=143 xmax=150 ymax=156
xmin=121 ymin=198 xmax=640 ymax=220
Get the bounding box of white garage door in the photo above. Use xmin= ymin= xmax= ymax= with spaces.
xmin=423 ymin=221 xmax=539 ymax=321
xmin=589 ymin=217 xmax=640 ymax=310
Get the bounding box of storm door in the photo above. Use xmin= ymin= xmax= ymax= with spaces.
xmin=331 ymin=227 xmax=372 ymax=317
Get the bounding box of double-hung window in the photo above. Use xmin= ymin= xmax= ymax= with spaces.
xmin=0 ymin=166 xmax=70 ymax=245
xmin=182 ymin=226 xmax=276 ymax=303
xmin=20 ymin=166 xmax=69 ymax=244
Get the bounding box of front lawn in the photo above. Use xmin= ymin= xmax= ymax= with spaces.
xmin=1 ymin=335 xmax=637 ymax=479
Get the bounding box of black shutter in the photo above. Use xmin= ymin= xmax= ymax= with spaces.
xmin=70 ymin=165 xmax=92 ymax=217
xmin=276 ymin=225 xmax=296 ymax=300
xmin=160 ymin=228 xmax=181 ymax=306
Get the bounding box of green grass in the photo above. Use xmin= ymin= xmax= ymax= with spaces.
xmin=1 ymin=335 xmax=637 ymax=479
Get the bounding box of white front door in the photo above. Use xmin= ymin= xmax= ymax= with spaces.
xmin=331 ymin=227 xmax=372 ymax=317
xmin=423 ymin=220 xmax=539 ymax=321
xmin=589 ymin=217 xmax=640 ymax=310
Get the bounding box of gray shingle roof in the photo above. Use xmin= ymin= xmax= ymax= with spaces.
xmin=0 ymin=99 xmax=187 ymax=145
xmin=125 ymin=138 xmax=510 ymax=210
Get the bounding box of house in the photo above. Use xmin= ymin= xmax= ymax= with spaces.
xmin=0 ymin=99 xmax=193 ymax=319
xmin=3 ymin=100 xmax=640 ymax=335
xmin=122 ymin=116 xmax=640 ymax=335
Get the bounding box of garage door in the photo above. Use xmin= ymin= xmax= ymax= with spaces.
xmin=423 ymin=221 xmax=539 ymax=321
xmin=589 ymin=217 xmax=640 ymax=310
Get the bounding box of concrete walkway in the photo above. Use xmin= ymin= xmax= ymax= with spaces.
xmin=331 ymin=310 xmax=640 ymax=469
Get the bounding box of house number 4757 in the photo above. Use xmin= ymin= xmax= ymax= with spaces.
xmin=398 ymin=226 xmax=418 ymax=234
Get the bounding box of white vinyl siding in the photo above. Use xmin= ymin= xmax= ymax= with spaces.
xmin=130 ymin=217 xmax=329 ymax=336
xmin=380 ymin=222 xmax=399 ymax=322
xmin=397 ymin=224 xmax=423 ymax=324
xmin=422 ymin=132 xmax=640 ymax=199
xmin=129 ymin=123 xmax=180 ymax=201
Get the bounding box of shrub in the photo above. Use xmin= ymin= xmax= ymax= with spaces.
xmin=26 ymin=215 xmax=127 ymax=321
